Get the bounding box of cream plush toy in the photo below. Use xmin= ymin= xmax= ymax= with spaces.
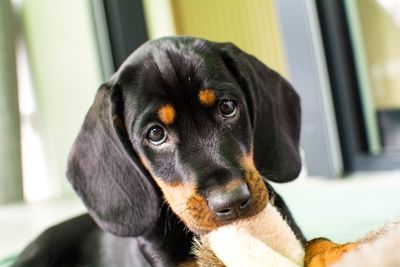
xmin=193 ymin=203 xmax=400 ymax=267
xmin=194 ymin=202 xmax=305 ymax=267
xmin=332 ymin=221 xmax=400 ymax=267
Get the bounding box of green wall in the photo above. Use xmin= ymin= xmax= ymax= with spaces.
xmin=22 ymin=0 xmax=103 ymax=196
xmin=170 ymin=0 xmax=288 ymax=76
xmin=0 ymin=0 xmax=23 ymax=203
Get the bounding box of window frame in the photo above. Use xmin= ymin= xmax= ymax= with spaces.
xmin=316 ymin=0 xmax=400 ymax=172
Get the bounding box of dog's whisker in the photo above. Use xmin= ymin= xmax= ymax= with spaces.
xmin=178 ymin=207 xmax=191 ymax=217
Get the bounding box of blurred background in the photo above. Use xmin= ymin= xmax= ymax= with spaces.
xmin=1 ymin=0 xmax=400 ymax=261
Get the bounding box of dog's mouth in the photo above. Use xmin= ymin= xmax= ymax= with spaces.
xmin=154 ymin=169 xmax=269 ymax=235
xmin=186 ymin=170 xmax=269 ymax=234
xmin=151 ymin=149 xmax=269 ymax=234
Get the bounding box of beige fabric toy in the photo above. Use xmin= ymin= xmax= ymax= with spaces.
xmin=194 ymin=203 xmax=305 ymax=267
xmin=332 ymin=221 xmax=400 ymax=267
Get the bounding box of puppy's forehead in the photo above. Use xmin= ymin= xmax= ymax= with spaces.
xmin=120 ymin=39 xmax=240 ymax=126
xmin=152 ymin=43 xmax=205 ymax=85
xmin=137 ymin=41 xmax=219 ymax=104
xmin=151 ymin=44 xmax=222 ymax=107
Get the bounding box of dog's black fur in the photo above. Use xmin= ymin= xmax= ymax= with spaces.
xmin=13 ymin=37 xmax=304 ymax=267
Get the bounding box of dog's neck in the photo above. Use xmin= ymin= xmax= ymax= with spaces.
xmin=138 ymin=205 xmax=195 ymax=266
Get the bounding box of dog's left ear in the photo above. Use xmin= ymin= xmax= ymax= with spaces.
xmin=66 ymin=83 xmax=160 ymax=237
xmin=219 ymin=43 xmax=301 ymax=182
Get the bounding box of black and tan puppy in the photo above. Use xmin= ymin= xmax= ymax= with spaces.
xmin=13 ymin=36 xmax=304 ymax=267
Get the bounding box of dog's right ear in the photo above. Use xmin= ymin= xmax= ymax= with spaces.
xmin=218 ymin=42 xmax=301 ymax=183
xmin=67 ymin=84 xmax=160 ymax=237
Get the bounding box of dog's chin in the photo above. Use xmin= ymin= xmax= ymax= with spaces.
xmin=186 ymin=200 xmax=269 ymax=235
xmin=181 ymin=173 xmax=269 ymax=235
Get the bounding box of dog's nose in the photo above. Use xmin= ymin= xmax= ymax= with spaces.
xmin=207 ymin=183 xmax=251 ymax=221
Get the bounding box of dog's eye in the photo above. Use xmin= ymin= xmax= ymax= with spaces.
xmin=219 ymin=99 xmax=237 ymax=118
xmin=147 ymin=126 xmax=167 ymax=145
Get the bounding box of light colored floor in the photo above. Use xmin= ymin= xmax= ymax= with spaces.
xmin=1 ymin=171 xmax=400 ymax=259
xmin=274 ymin=171 xmax=400 ymax=243
xmin=0 ymin=196 xmax=85 ymax=258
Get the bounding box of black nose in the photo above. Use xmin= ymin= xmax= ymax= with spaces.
xmin=207 ymin=183 xmax=251 ymax=221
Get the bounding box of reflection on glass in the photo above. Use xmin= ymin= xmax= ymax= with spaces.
xmin=345 ymin=0 xmax=400 ymax=154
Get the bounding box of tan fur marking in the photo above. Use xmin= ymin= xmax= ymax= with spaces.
xmin=139 ymin=155 xmax=150 ymax=170
xmin=198 ymin=89 xmax=216 ymax=106
xmin=158 ymin=104 xmax=176 ymax=125
xmin=178 ymin=260 xmax=199 ymax=267
xmin=240 ymin=148 xmax=269 ymax=213
xmin=153 ymin=177 xmax=217 ymax=233
xmin=187 ymin=193 xmax=219 ymax=231
xmin=305 ymin=238 xmax=359 ymax=267
xmin=140 ymin=153 xmax=217 ymax=233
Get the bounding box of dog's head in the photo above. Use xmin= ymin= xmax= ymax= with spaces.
xmin=67 ymin=37 xmax=301 ymax=236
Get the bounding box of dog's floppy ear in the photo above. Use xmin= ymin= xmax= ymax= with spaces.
xmin=219 ymin=43 xmax=301 ymax=183
xmin=67 ymin=84 xmax=160 ymax=237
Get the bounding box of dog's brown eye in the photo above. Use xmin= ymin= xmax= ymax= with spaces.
xmin=147 ymin=126 xmax=166 ymax=145
xmin=219 ymin=99 xmax=237 ymax=118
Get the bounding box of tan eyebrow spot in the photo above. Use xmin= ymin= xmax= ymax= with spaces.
xmin=158 ymin=104 xmax=176 ymax=125
xmin=198 ymin=89 xmax=216 ymax=106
